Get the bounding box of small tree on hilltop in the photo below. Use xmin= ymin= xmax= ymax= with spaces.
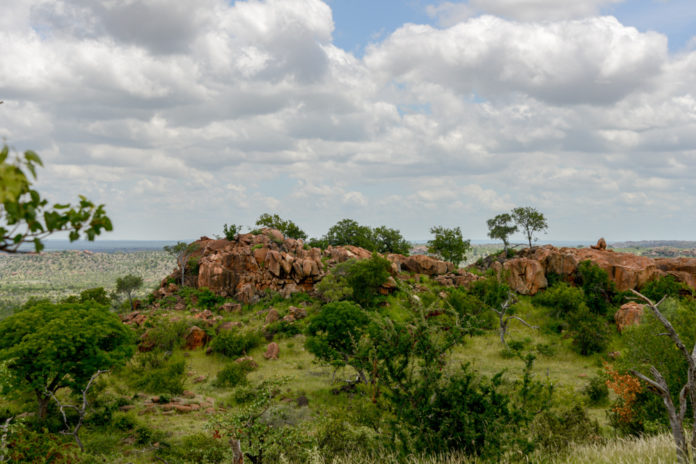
xmin=0 ymin=302 xmax=134 ymax=421
xmin=325 ymin=218 xmax=377 ymax=250
xmin=0 ymin=144 xmax=112 ymax=253
xmin=164 ymin=241 xmax=200 ymax=287
xmin=427 ymin=226 xmax=470 ymax=266
xmin=487 ymin=213 xmax=517 ymax=256
xmin=222 ymin=223 xmax=243 ymax=240
xmin=373 ymin=225 xmax=410 ymax=255
xmin=255 ymin=213 xmax=307 ymax=240
xmin=116 ymin=274 xmax=144 ymax=311
xmin=511 ymin=206 xmax=548 ymax=248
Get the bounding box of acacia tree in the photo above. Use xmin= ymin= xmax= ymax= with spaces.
xmin=255 ymin=213 xmax=307 ymax=240
xmin=0 ymin=302 xmax=134 ymax=420
xmin=511 ymin=206 xmax=548 ymax=248
xmin=0 ymin=144 xmax=112 ymax=253
xmin=373 ymin=225 xmax=410 ymax=255
xmin=324 ymin=218 xmax=376 ymax=250
xmin=116 ymin=274 xmax=143 ymax=311
xmin=487 ymin=213 xmax=517 ymax=256
xmin=427 ymin=226 xmax=470 ymax=266
xmin=164 ymin=242 xmax=200 ymax=286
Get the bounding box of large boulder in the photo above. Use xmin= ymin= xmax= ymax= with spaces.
xmin=400 ymin=255 xmax=454 ymax=276
xmin=615 ymin=302 xmax=644 ymax=332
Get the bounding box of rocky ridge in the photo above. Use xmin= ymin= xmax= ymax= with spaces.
xmin=154 ymin=229 xmax=470 ymax=304
xmin=486 ymin=243 xmax=696 ymax=295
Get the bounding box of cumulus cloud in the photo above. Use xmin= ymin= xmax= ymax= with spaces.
xmin=0 ymin=0 xmax=694 ymax=240
xmin=428 ymin=0 xmax=624 ymax=24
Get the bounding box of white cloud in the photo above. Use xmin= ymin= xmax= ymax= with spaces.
xmin=1 ymin=0 xmax=695 ymax=240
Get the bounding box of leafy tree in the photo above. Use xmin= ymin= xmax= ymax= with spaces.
xmin=0 ymin=144 xmax=113 ymax=253
xmin=427 ymin=225 xmax=470 ymax=266
xmin=346 ymin=253 xmax=392 ymax=308
xmin=222 ymin=223 xmax=243 ymax=240
xmin=576 ymin=260 xmax=615 ymax=316
xmin=163 ymin=241 xmax=200 ymax=287
xmin=325 ymin=218 xmax=376 ymax=250
xmin=305 ymin=301 xmax=371 ymax=382
xmin=255 ymin=213 xmax=307 ymax=240
xmin=487 ymin=213 xmax=517 ymax=256
xmin=511 ymin=206 xmax=548 ymax=248
xmin=0 ymin=302 xmax=135 ymax=420
xmin=116 ymin=274 xmax=144 ymax=311
xmin=373 ymin=225 xmax=410 ymax=255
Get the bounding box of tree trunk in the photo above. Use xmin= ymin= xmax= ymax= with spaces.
xmin=230 ymin=438 xmax=244 ymax=464
xmin=36 ymin=391 xmax=49 ymax=420
xmin=127 ymin=292 xmax=134 ymax=312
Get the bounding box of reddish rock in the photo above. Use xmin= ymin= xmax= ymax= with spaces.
xmin=288 ymin=306 xmax=307 ymax=320
xmin=217 ymin=321 xmax=242 ymax=332
xmin=591 ymin=238 xmax=607 ymax=250
xmin=221 ymin=302 xmax=242 ymax=313
xmin=193 ymin=375 xmax=207 ymax=383
xmin=265 ymin=308 xmax=280 ymax=324
xmin=182 ymin=390 xmax=196 ymax=399
xmin=400 ymin=255 xmax=454 ymax=276
xmin=173 ymin=404 xmax=193 ymax=413
xmin=184 ymin=326 xmax=209 ymax=350
xmin=138 ymin=330 xmax=155 ymax=352
xmin=615 ymin=302 xmax=644 ymax=332
xmin=121 ymin=312 xmax=148 ymax=327
xmin=282 ymin=314 xmax=296 ymax=323
xmin=264 ymin=342 xmax=279 ymax=360
xmin=655 ymin=258 xmax=696 ymax=289
xmin=499 ymin=258 xmax=548 ymax=295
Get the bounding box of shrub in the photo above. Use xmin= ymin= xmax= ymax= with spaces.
xmin=0 ymin=420 xmax=85 ymax=463
xmin=576 ymin=260 xmax=615 ymax=316
xmin=156 ymin=433 xmax=231 ymax=464
xmin=584 ymin=375 xmax=609 ymax=405
xmin=211 ymin=330 xmax=263 ymax=358
xmin=640 ymin=275 xmax=689 ymax=302
xmin=196 ymin=287 xmax=224 ymax=309
xmin=214 ymin=363 xmax=250 ymax=388
xmin=569 ymin=309 xmax=610 ymax=355
xmin=346 ymin=253 xmax=391 ymax=308
xmin=128 ymin=352 xmax=186 ymax=394
xmin=530 ymin=405 xmax=600 ymax=453
xmin=534 ymin=282 xmax=586 ymax=319
xmin=144 ymin=318 xmax=190 ymax=352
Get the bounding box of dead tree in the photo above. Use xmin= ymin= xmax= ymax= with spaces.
xmin=46 ymin=370 xmax=108 ymax=452
xmin=492 ymin=294 xmax=538 ymax=347
xmin=629 ymin=289 xmax=696 ymax=464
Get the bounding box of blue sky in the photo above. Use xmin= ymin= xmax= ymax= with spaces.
xmin=1 ymin=0 xmax=696 ymax=242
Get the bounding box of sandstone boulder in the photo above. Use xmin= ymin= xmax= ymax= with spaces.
xmin=184 ymin=326 xmax=209 ymax=350
xmin=615 ymin=302 xmax=644 ymax=332
xmin=264 ymin=342 xmax=279 ymax=360
xmin=265 ymin=308 xmax=280 ymax=324
xmin=401 ymin=255 xmax=454 ymax=276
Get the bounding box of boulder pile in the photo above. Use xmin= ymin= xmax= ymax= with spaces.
xmin=155 ymin=228 xmax=471 ymax=304
xmin=486 ymin=244 xmax=696 ymax=295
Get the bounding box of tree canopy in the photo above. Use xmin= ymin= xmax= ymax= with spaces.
xmin=427 ymin=226 xmax=470 ymax=266
xmin=487 ymin=213 xmax=517 ymax=255
xmin=0 ymin=301 xmax=135 ymax=419
xmin=163 ymin=242 xmax=200 ymax=286
xmin=255 ymin=213 xmax=307 ymax=240
xmin=0 ymin=144 xmax=112 ymax=253
xmin=511 ymin=206 xmax=548 ymax=248
xmin=116 ymin=274 xmax=144 ymax=311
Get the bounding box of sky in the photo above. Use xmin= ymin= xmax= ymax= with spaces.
xmin=1 ymin=0 xmax=695 ymax=243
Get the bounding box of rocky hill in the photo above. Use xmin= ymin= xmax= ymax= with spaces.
xmin=480 ymin=242 xmax=696 ymax=295
xmin=154 ymin=228 xmax=474 ymax=303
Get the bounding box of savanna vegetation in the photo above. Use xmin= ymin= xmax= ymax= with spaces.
xmin=1 ymin=152 xmax=694 ymax=463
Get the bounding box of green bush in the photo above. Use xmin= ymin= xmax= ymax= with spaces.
xmin=144 ymin=318 xmax=190 ymax=352
xmin=569 ymin=309 xmax=611 ymax=355
xmin=530 ymin=405 xmax=600 ymax=453
xmin=211 ymin=329 xmax=263 ymax=358
xmin=346 ymin=253 xmax=391 ymax=308
xmin=196 ymin=287 xmax=224 ymax=309
xmin=534 ymin=282 xmax=586 ymax=319
xmin=128 ymin=352 xmax=186 ymax=394
xmin=156 ymin=433 xmax=231 ymax=464
xmin=576 ymin=260 xmax=615 ymax=316
xmin=214 ymin=362 xmax=250 ymax=388
xmin=0 ymin=420 xmax=86 ymax=463
xmin=640 ymin=275 xmax=689 ymax=302
xmin=584 ymin=375 xmax=609 ymax=405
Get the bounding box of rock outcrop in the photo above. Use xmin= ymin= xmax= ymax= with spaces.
xmin=485 ymin=245 xmax=696 ymax=296
xmin=155 ymin=228 xmax=469 ymax=304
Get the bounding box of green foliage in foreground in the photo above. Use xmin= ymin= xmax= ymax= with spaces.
xmin=0 ymin=144 xmax=112 ymax=253
xmin=0 ymin=301 xmax=134 ymax=419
